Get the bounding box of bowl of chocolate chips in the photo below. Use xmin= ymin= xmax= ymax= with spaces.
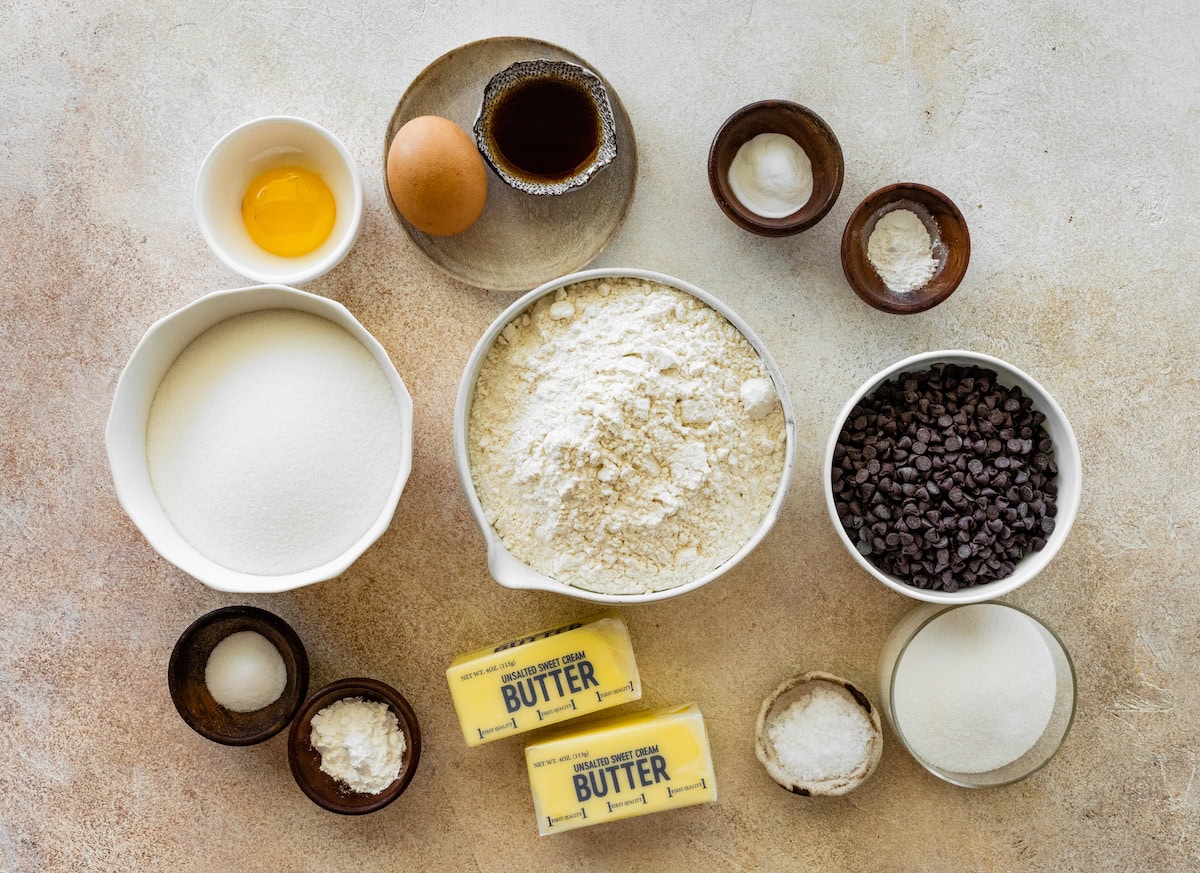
xmin=824 ymin=351 xmax=1081 ymax=603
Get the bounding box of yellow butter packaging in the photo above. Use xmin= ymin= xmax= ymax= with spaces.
xmin=524 ymin=703 xmax=718 ymax=836
xmin=446 ymin=612 xmax=641 ymax=747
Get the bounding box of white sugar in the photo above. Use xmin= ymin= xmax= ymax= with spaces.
xmin=766 ymin=684 xmax=873 ymax=782
xmin=146 ymin=309 xmax=402 ymax=575
xmin=892 ymin=604 xmax=1056 ymax=773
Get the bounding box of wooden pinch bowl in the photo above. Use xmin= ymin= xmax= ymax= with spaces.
xmin=708 ymin=100 xmax=844 ymax=236
xmin=755 ymin=670 xmax=882 ymax=797
xmin=288 ymin=677 xmax=422 ymax=815
xmin=841 ymin=183 xmax=970 ymax=314
xmin=167 ymin=605 xmax=309 ymax=746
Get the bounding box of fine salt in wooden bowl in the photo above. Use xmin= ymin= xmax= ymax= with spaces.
xmin=707 ymin=100 xmax=844 ymax=236
xmin=840 ymin=183 xmax=970 ymax=314
xmin=288 ymin=677 xmax=422 ymax=815
xmin=167 ymin=605 xmax=309 ymax=746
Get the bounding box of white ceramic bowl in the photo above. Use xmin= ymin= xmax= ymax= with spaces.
xmin=195 ymin=116 xmax=363 ymax=285
xmin=824 ymin=350 xmax=1081 ymax=604
xmin=454 ymin=267 xmax=797 ymax=605
xmin=106 ymin=285 xmax=413 ymax=593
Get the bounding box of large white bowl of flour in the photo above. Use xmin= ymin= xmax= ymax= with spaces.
xmin=455 ymin=268 xmax=796 ymax=604
xmin=107 ymin=285 xmax=413 ymax=593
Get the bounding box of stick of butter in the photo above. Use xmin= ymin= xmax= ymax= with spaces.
xmin=524 ymin=703 xmax=718 ymax=836
xmin=446 ymin=612 xmax=641 ymax=747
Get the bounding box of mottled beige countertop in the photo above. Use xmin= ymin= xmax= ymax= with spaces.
xmin=2 ymin=2 xmax=1198 ymax=871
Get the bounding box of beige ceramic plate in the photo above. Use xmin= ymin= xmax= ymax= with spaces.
xmin=384 ymin=37 xmax=639 ymax=292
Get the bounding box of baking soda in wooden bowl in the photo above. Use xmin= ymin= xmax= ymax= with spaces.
xmin=146 ymin=309 xmax=402 ymax=576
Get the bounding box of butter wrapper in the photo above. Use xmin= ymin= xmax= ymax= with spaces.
xmin=524 ymin=703 xmax=717 ymax=835
xmin=447 ymin=612 xmax=641 ymax=746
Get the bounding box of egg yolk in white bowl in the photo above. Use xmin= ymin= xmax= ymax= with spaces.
xmin=241 ymin=166 xmax=336 ymax=257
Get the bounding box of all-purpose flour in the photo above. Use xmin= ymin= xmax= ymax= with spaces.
xmin=146 ymin=310 xmax=402 ymax=576
xmin=469 ymin=278 xmax=787 ymax=594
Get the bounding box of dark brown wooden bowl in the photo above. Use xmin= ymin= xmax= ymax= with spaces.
xmin=840 ymin=183 xmax=970 ymax=314
xmin=288 ymin=677 xmax=421 ymax=815
xmin=708 ymin=100 xmax=844 ymax=236
xmin=167 ymin=605 xmax=309 ymax=746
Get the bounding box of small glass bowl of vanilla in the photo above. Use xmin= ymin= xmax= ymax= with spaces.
xmin=195 ymin=116 xmax=363 ymax=285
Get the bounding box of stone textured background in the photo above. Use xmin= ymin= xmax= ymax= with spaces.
xmin=2 ymin=1 xmax=1197 ymax=870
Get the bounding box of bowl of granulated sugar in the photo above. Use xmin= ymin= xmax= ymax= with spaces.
xmin=455 ymin=267 xmax=796 ymax=604
xmin=107 ymin=284 xmax=413 ymax=593
xmin=877 ymin=601 xmax=1076 ymax=787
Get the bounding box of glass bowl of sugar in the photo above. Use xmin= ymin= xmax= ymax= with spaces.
xmin=107 ymin=284 xmax=413 ymax=593
xmin=878 ymin=601 xmax=1076 ymax=788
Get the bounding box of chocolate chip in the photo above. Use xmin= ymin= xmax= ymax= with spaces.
xmin=833 ymin=363 xmax=1059 ymax=592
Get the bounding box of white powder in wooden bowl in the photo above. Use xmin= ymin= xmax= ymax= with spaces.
xmin=310 ymin=698 xmax=406 ymax=795
xmin=204 ymin=630 xmax=287 ymax=712
xmin=146 ymin=309 xmax=402 ymax=576
xmin=468 ymin=277 xmax=787 ymax=595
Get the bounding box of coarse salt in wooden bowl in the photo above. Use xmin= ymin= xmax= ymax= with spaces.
xmin=755 ymin=671 xmax=883 ymax=797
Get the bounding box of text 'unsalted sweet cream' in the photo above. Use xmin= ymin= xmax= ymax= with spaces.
xmin=446 ymin=613 xmax=641 ymax=747
xmin=524 ymin=703 xmax=718 ymax=836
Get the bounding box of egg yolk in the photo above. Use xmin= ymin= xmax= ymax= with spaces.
xmin=241 ymin=166 xmax=336 ymax=257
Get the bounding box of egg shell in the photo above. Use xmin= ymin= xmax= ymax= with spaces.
xmin=387 ymin=116 xmax=488 ymax=237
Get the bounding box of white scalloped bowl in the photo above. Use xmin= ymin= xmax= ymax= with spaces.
xmin=106 ymin=284 xmax=412 ymax=593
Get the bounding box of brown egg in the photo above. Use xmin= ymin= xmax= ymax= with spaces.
xmin=387 ymin=116 xmax=488 ymax=237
